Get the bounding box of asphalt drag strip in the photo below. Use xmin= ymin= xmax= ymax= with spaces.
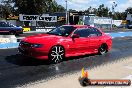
xmin=17 ymin=56 xmax=132 ymax=88
xmin=0 ymin=37 xmax=132 ymax=88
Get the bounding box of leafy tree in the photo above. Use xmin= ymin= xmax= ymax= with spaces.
xmin=13 ymin=0 xmax=49 ymax=15
xmin=69 ymin=9 xmax=77 ymax=12
xmin=108 ymin=11 xmax=112 ymax=18
xmin=96 ymin=4 xmax=109 ymax=17
xmin=120 ymin=12 xmax=127 ymax=20
xmin=50 ymin=1 xmax=65 ymax=12
xmin=2 ymin=0 xmax=65 ymax=26
xmin=0 ymin=2 xmax=14 ymax=18
xmin=112 ymin=12 xmax=127 ymax=20
xmin=84 ymin=6 xmax=97 ymax=14
xmin=5 ymin=0 xmax=65 ymax=15
xmin=125 ymin=7 xmax=132 ymax=14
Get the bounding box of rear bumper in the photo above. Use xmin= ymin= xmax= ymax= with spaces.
xmin=18 ymin=47 xmax=48 ymax=59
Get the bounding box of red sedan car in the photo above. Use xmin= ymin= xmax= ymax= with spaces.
xmin=18 ymin=25 xmax=112 ymax=63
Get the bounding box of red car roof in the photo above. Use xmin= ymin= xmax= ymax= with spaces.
xmin=62 ymin=25 xmax=103 ymax=32
xmin=63 ymin=25 xmax=91 ymax=28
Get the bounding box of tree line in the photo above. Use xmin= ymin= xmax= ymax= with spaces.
xmin=83 ymin=4 xmax=132 ymax=20
xmin=0 ymin=0 xmax=65 ymax=18
xmin=0 ymin=0 xmax=132 ymax=20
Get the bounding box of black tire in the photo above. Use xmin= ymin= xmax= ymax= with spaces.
xmin=9 ymin=31 xmax=16 ymax=35
xmin=98 ymin=44 xmax=108 ymax=55
xmin=48 ymin=46 xmax=65 ymax=64
xmin=79 ymin=77 xmax=91 ymax=86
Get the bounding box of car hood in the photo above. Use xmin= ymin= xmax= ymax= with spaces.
xmin=22 ymin=34 xmax=63 ymax=44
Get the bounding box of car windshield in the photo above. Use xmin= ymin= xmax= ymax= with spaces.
xmin=7 ymin=22 xmax=15 ymax=27
xmin=0 ymin=22 xmax=15 ymax=27
xmin=47 ymin=26 xmax=76 ymax=37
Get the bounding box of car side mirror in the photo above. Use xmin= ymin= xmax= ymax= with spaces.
xmin=72 ymin=34 xmax=80 ymax=38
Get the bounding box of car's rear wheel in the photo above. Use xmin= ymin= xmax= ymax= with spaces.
xmin=98 ymin=44 xmax=108 ymax=55
xmin=48 ymin=46 xmax=65 ymax=64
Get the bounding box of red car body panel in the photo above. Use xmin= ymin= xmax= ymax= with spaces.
xmin=18 ymin=25 xmax=112 ymax=60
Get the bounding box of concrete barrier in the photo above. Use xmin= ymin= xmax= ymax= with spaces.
xmin=0 ymin=35 xmax=17 ymax=44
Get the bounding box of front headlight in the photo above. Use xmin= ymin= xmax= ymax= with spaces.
xmin=31 ymin=44 xmax=43 ymax=48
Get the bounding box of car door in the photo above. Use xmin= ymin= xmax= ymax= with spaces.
xmin=0 ymin=22 xmax=11 ymax=33
xmin=88 ymin=28 xmax=102 ymax=51
xmin=69 ymin=29 xmax=90 ymax=54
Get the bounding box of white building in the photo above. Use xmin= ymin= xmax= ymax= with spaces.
xmin=126 ymin=14 xmax=132 ymax=24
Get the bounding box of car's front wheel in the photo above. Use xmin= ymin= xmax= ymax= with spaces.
xmin=48 ymin=46 xmax=65 ymax=64
xmin=98 ymin=44 xmax=108 ymax=55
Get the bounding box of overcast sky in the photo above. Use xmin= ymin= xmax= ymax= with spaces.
xmin=56 ymin=0 xmax=132 ymax=12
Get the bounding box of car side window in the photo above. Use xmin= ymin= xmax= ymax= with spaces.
xmin=7 ymin=23 xmax=14 ymax=27
xmin=74 ymin=29 xmax=89 ymax=37
xmin=0 ymin=22 xmax=13 ymax=27
xmin=0 ymin=22 xmax=6 ymax=27
xmin=89 ymin=28 xmax=102 ymax=36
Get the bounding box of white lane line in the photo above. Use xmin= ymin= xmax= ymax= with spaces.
xmin=55 ymin=66 xmax=59 ymax=71
xmin=0 ymin=47 xmax=18 ymax=49
xmin=118 ymin=32 xmax=125 ymax=33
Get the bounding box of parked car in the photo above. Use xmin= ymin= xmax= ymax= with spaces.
xmin=127 ymin=25 xmax=132 ymax=29
xmin=0 ymin=21 xmax=23 ymax=35
xmin=18 ymin=25 xmax=112 ymax=63
xmin=117 ymin=24 xmax=127 ymax=28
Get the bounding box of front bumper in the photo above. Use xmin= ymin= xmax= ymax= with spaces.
xmin=18 ymin=47 xmax=48 ymax=59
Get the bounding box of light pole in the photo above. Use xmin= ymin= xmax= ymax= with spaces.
xmin=52 ymin=0 xmax=69 ymax=24
xmin=112 ymin=2 xmax=117 ymax=15
xmin=65 ymin=0 xmax=68 ymax=24
xmin=111 ymin=1 xmax=117 ymax=30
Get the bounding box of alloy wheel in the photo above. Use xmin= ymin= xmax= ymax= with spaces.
xmin=98 ymin=44 xmax=107 ymax=55
xmin=49 ymin=46 xmax=65 ymax=64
